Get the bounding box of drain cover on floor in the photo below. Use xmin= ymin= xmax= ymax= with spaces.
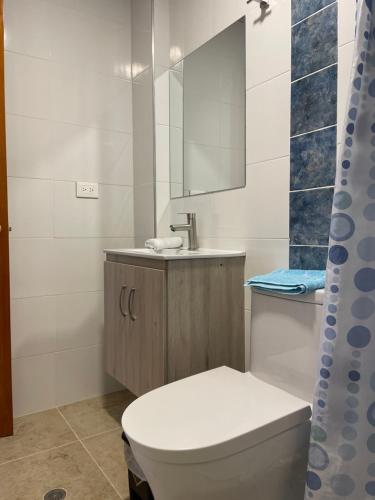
xmin=43 ymin=489 xmax=67 ymax=500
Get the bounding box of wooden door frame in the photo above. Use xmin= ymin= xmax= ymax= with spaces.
xmin=0 ymin=0 xmax=13 ymax=437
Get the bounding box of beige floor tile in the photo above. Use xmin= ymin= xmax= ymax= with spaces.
xmin=0 ymin=409 xmax=76 ymax=465
xmin=59 ymin=390 xmax=136 ymax=439
xmin=0 ymin=442 xmax=120 ymax=500
xmin=84 ymin=429 xmax=130 ymax=499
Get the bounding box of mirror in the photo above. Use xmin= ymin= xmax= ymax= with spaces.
xmin=169 ymin=18 xmax=246 ymax=199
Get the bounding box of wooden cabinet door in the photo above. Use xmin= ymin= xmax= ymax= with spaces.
xmin=126 ymin=265 xmax=166 ymax=396
xmin=104 ymin=261 xmax=166 ymax=396
xmin=104 ymin=261 xmax=132 ymax=386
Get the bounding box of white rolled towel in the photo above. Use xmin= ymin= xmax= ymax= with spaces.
xmin=145 ymin=237 xmax=183 ymax=252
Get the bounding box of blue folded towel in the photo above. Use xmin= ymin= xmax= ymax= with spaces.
xmin=245 ymin=268 xmax=326 ymax=295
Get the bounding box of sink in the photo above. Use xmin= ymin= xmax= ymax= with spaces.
xmin=104 ymin=248 xmax=246 ymax=260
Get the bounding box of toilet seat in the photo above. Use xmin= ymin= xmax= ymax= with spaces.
xmin=122 ymin=366 xmax=311 ymax=465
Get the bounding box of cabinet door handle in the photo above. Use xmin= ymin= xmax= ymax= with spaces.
xmin=128 ymin=288 xmax=137 ymax=321
xmin=119 ymin=285 xmax=128 ymax=317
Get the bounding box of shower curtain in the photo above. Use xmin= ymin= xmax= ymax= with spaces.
xmin=305 ymin=0 xmax=375 ymax=498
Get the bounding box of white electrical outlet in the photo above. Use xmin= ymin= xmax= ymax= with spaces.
xmin=76 ymin=182 xmax=99 ymax=199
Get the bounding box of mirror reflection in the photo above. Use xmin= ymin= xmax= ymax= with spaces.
xmin=169 ymin=18 xmax=246 ymax=199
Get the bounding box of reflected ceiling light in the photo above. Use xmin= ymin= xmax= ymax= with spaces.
xmin=132 ymin=62 xmax=147 ymax=78
xmin=114 ymin=63 xmax=132 ymax=79
xmin=170 ymin=46 xmax=182 ymax=64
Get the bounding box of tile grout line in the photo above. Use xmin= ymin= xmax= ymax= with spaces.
xmin=291 ymin=1 xmax=337 ymax=28
xmin=12 ymin=343 xmax=106 ymax=362
xmin=245 ymin=69 xmax=290 ymax=93
xmin=56 ymin=408 xmax=123 ymax=499
xmin=291 ymin=62 xmax=337 ymax=85
xmin=291 ymin=124 xmax=337 ymax=140
xmin=290 ymin=244 xmax=329 ymax=248
xmin=4 ymin=48 xmax=132 ymax=84
xmin=80 ymin=426 xmax=122 ymax=441
xmin=290 ymin=185 xmax=335 ymax=193
xmin=0 ymin=440 xmax=78 ymax=468
xmin=8 ymin=175 xmax=134 ymax=189
xmin=5 ymin=110 xmax=133 ymax=136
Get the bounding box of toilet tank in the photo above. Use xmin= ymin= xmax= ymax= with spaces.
xmin=250 ymin=289 xmax=324 ymax=403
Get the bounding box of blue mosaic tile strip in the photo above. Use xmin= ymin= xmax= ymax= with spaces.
xmin=292 ymin=0 xmax=335 ymax=25
xmin=290 ymin=126 xmax=337 ymax=191
xmin=289 ymin=246 xmax=328 ymax=270
xmin=291 ymin=65 xmax=337 ymax=137
xmin=290 ymin=188 xmax=334 ymax=245
xmin=292 ymin=4 xmax=337 ymax=81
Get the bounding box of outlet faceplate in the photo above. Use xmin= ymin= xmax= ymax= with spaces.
xmin=76 ymin=182 xmax=99 ymax=199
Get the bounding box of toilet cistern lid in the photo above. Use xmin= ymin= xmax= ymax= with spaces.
xmin=122 ymin=366 xmax=311 ymax=464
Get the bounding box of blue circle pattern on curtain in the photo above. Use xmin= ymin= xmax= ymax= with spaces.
xmin=305 ymin=1 xmax=375 ymax=499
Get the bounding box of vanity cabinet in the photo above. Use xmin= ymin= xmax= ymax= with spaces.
xmin=104 ymin=251 xmax=245 ymax=397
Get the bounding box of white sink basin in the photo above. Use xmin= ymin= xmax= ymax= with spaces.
xmin=104 ymin=248 xmax=245 ymax=260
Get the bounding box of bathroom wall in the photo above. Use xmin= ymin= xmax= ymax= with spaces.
xmin=154 ymin=0 xmax=357 ymax=369
xmin=132 ymin=0 xmax=156 ymax=246
xmin=4 ymin=0 xmax=133 ymax=416
xmin=289 ymin=1 xmax=338 ymax=269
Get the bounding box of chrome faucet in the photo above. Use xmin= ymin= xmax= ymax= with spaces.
xmin=170 ymin=213 xmax=198 ymax=250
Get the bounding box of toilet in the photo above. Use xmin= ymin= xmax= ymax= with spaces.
xmin=122 ymin=289 xmax=324 ymax=500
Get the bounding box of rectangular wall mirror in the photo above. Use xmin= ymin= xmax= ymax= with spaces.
xmin=169 ymin=18 xmax=246 ymax=199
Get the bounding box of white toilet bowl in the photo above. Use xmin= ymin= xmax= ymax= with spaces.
xmin=122 ymin=289 xmax=323 ymax=499
xmin=123 ymin=367 xmax=312 ymax=500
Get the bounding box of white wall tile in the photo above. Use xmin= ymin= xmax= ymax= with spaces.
xmin=246 ymin=72 xmax=291 ymax=164
xmin=155 ymin=124 xmax=170 ymax=182
xmin=132 ymin=69 xmax=153 ymax=134
xmin=53 ymin=238 xmax=107 ymax=295
xmin=134 ymin=183 xmax=155 ymax=240
xmin=55 ymin=345 xmax=122 ymax=406
xmin=207 ymin=157 xmax=289 ymax=239
xmin=5 ymin=0 xmax=133 ymax=418
xmin=5 ymin=52 xmax=52 ymax=119
xmin=9 ymin=238 xmax=56 ymax=298
xmin=4 ymin=0 xmax=53 ymax=60
xmin=246 ymin=0 xmax=291 ymax=89
xmin=338 ymin=0 xmax=357 ymax=47
xmin=11 ymin=296 xmax=56 ymax=359
xmin=338 ymin=42 xmax=355 ymax=138
xmin=8 ymin=177 xmax=54 ymax=238
xmin=154 ymin=68 xmax=170 ymax=126
xmin=47 ymin=0 xmax=131 ymax=27
xmin=5 ymin=114 xmax=53 ymax=179
xmin=169 ymin=0 xmax=187 ymax=64
xmin=154 ymin=0 xmax=170 ymax=69
xmin=12 ymin=354 xmax=56 ymax=417
xmin=245 ymin=308 xmax=251 ymax=371
xmin=54 ymin=182 xmax=134 ymax=238
xmin=181 ymin=0 xmax=215 ymax=59
xmin=50 ymin=5 xmax=132 ymax=80
xmin=56 ymin=292 xmax=104 ymax=351
xmin=51 ymin=64 xmax=132 ymax=132
xmin=156 ymin=181 xmax=171 ymax=230
xmin=212 ymin=0 xmax=245 ymax=33
xmin=53 ymin=237 xmax=133 ymax=296
xmin=52 ymin=123 xmax=133 ymax=186
xmin=169 ymin=126 xmax=183 ymax=184
xmin=133 ymin=130 xmax=155 ymax=186
xmin=131 ymin=26 xmax=152 ymax=78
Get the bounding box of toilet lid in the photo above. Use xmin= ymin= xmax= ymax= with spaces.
xmin=122 ymin=366 xmax=312 ymax=464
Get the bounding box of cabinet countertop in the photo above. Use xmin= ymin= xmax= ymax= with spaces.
xmin=104 ymin=248 xmax=246 ymax=261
